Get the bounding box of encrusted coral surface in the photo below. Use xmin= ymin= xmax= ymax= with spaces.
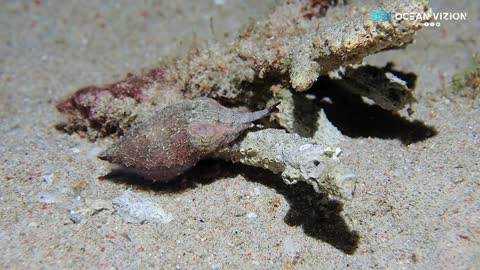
xmin=57 ymin=0 xmax=429 ymax=139
xmin=54 ymin=0 xmax=431 ymax=197
xmin=213 ymin=128 xmax=356 ymax=199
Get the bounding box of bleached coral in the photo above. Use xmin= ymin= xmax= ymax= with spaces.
xmin=267 ymin=86 xmax=345 ymax=146
xmin=57 ymin=0 xmax=430 ymax=139
xmin=213 ymin=128 xmax=356 ymax=199
xmin=328 ymin=65 xmax=415 ymax=111
xmin=56 ymin=0 xmax=431 ymax=199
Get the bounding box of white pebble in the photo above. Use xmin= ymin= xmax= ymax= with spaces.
xmin=28 ymin=222 xmax=39 ymax=227
xmin=334 ymin=147 xmax=342 ymax=158
xmin=40 ymin=174 xmax=53 ymax=184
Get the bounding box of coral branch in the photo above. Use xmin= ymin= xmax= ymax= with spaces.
xmin=328 ymin=65 xmax=415 ymax=111
xmin=212 ymin=128 xmax=356 ymax=199
xmin=57 ymin=0 xmax=430 ymax=139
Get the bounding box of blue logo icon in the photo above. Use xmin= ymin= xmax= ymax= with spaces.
xmin=370 ymin=10 xmax=392 ymax=22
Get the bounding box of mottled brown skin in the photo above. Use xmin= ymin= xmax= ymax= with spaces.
xmin=98 ymin=97 xmax=278 ymax=181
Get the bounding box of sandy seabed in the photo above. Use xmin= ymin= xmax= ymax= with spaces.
xmin=1 ymin=0 xmax=479 ymax=269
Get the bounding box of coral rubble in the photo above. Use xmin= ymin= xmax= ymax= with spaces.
xmin=57 ymin=0 xmax=429 ymax=139
xmin=56 ymin=0 xmax=431 ymax=197
xmin=213 ymin=128 xmax=356 ymax=199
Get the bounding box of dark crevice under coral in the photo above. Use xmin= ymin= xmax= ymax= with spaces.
xmin=310 ymin=77 xmax=437 ymax=145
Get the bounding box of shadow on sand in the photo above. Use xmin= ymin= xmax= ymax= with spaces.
xmin=103 ymin=160 xmax=360 ymax=255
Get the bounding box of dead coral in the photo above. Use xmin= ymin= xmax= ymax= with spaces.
xmin=213 ymin=128 xmax=355 ymax=199
xmin=328 ymin=64 xmax=415 ymax=111
xmin=55 ymin=0 xmax=431 ymax=198
xmin=267 ymin=86 xmax=345 ymax=146
xmin=57 ymin=0 xmax=430 ymax=139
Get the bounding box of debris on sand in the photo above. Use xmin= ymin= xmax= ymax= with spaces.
xmin=112 ymin=190 xmax=174 ymax=224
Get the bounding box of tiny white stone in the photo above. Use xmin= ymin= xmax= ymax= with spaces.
xmin=28 ymin=222 xmax=38 ymax=227
xmin=40 ymin=174 xmax=53 ymax=184
xmin=37 ymin=192 xmax=60 ymax=204
xmin=334 ymin=147 xmax=342 ymax=158
xmin=88 ymin=146 xmax=102 ymax=159
xmin=252 ymin=187 xmax=262 ymax=196
xmin=283 ymin=236 xmax=300 ymax=258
